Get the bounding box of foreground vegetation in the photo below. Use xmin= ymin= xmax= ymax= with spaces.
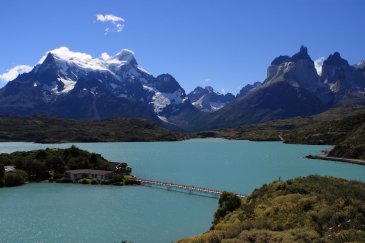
xmin=200 ymin=105 xmax=365 ymax=160
xmin=179 ymin=175 xmax=365 ymax=242
xmin=0 ymin=116 xmax=186 ymax=143
xmin=0 ymin=146 xmax=136 ymax=187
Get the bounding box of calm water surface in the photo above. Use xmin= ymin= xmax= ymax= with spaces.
xmin=1 ymin=139 xmax=365 ymax=242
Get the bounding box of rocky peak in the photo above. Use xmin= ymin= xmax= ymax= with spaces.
xmin=264 ymin=46 xmax=322 ymax=95
xmin=237 ymin=82 xmax=262 ymax=98
xmin=43 ymin=52 xmax=57 ymax=65
xmin=321 ymin=52 xmax=365 ymax=94
xmin=112 ymin=49 xmax=138 ymax=66
xmin=290 ymin=45 xmax=312 ymax=62
xmin=354 ymin=60 xmax=365 ymax=72
xmin=154 ymin=74 xmax=182 ymax=93
xmin=271 ymin=55 xmax=291 ymax=65
xmin=323 ymin=52 xmax=349 ymax=67
xmin=204 ymin=86 xmax=214 ymax=93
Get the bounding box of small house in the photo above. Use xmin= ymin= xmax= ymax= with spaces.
xmin=65 ymin=169 xmax=113 ymax=181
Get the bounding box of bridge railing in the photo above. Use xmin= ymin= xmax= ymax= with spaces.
xmin=136 ymin=178 xmax=246 ymax=198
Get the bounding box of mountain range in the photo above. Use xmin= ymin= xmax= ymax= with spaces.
xmin=187 ymin=86 xmax=235 ymax=112
xmin=0 ymin=46 xmax=364 ymax=130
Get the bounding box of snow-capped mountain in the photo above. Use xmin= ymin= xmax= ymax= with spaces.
xmin=0 ymin=47 xmax=195 ymax=124
xmin=188 ymin=86 xmax=235 ymax=112
xmin=1 ymin=46 xmax=365 ymax=131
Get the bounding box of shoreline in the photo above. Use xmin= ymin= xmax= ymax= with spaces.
xmin=306 ymin=154 xmax=365 ymax=166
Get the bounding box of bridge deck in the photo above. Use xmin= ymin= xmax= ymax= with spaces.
xmin=136 ymin=178 xmax=246 ymax=198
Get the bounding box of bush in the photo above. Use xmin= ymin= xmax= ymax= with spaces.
xmin=4 ymin=170 xmax=28 ymax=187
xmin=78 ymin=178 xmax=90 ymax=184
xmin=90 ymin=179 xmax=99 ymax=185
xmin=123 ymin=176 xmax=139 ymax=185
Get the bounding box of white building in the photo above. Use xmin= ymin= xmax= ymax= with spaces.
xmin=66 ymin=169 xmax=113 ymax=181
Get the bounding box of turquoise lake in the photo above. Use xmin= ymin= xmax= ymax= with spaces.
xmin=1 ymin=139 xmax=365 ymax=242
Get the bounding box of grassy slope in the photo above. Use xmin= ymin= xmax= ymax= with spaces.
xmin=179 ymin=176 xmax=365 ymax=243
xmin=198 ymin=105 xmax=365 ymax=160
xmin=0 ymin=116 xmax=186 ymax=143
xmin=202 ymin=105 xmax=365 ymax=143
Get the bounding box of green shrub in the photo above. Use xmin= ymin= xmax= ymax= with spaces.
xmin=78 ymin=178 xmax=90 ymax=184
xmin=90 ymin=179 xmax=99 ymax=185
xmin=4 ymin=170 xmax=28 ymax=187
xmin=123 ymin=176 xmax=139 ymax=185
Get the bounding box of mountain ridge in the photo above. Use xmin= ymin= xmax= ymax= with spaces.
xmin=1 ymin=46 xmax=365 ymax=131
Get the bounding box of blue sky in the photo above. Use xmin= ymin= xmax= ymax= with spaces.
xmin=0 ymin=0 xmax=364 ymax=94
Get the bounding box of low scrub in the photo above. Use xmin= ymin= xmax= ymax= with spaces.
xmin=179 ymin=175 xmax=365 ymax=242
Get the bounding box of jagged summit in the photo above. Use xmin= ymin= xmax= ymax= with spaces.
xmin=291 ymin=45 xmax=312 ymax=62
xmin=111 ymin=49 xmax=138 ymax=65
xmin=324 ymin=52 xmax=349 ymax=66
xmin=271 ymin=55 xmax=291 ymax=65
xmin=188 ymin=86 xmax=235 ymax=112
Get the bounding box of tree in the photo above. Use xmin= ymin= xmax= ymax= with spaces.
xmin=0 ymin=163 xmax=4 ymax=178
xmin=0 ymin=163 xmax=5 ymax=187
xmin=46 ymin=156 xmax=66 ymax=173
xmin=25 ymin=161 xmax=49 ymax=181
xmin=213 ymin=192 xmax=241 ymax=226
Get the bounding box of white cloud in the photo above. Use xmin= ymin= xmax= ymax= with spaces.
xmin=49 ymin=47 xmax=93 ymax=62
xmin=0 ymin=65 xmax=32 ymax=83
xmin=100 ymin=52 xmax=110 ymax=60
xmin=96 ymin=14 xmax=125 ymax=34
xmin=314 ymin=57 xmax=325 ymax=75
xmin=40 ymin=46 xmax=108 ymax=71
xmin=96 ymin=14 xmax=124 ymax=23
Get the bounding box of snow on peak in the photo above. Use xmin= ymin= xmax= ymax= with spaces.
xmin=108 ymin=49 xmax=137 ymax=65
xmin=48 ymin=47 xmax=108 ymax=71
xmin=355 ymin=60 xmax=365 ymax=69
xmin=0 ymin=65 xmax=32 ymax=83
xmin=314 ymin=57 xmax=325 ymax=75
xmin=37 ymin=47 xmax=140 ymax=72
xmin=114 ymin=49 xmax=135 ymax=62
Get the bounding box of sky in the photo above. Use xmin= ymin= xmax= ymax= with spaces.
xmin=0 ymin=0 xmax=364 ymax=94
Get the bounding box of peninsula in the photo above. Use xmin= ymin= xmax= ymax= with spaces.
xmin=0 ymin=146 xmax=137 ymax=187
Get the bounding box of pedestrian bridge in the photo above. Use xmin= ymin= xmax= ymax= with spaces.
xmin=136 ymin=178 xmax=246 ymax=199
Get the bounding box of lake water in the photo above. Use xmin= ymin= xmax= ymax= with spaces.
xmin=1 ymin=139 xmax=365 ymax=242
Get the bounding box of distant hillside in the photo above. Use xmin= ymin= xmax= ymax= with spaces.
xmin=179 ymin=175 xmax=365 ymax=242
xmin=197 ymin=105 xmax=365 ymax=160
xmin=0 ymin=116 xmax=186 ymax=143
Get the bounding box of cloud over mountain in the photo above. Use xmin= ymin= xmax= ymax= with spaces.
xmin=0 ymin=65 xmax=32 ymax=84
